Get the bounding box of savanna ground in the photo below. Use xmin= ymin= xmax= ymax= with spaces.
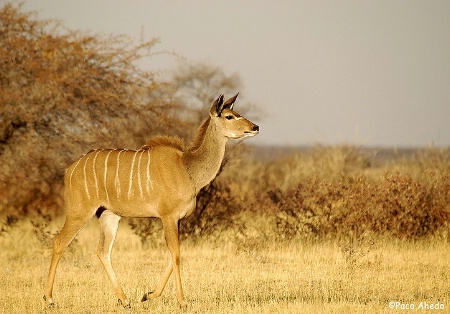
xmin=1 ymin=4 xmax=450 ymax=314
xmin=1 ymin=216 xmax=449 ymax=314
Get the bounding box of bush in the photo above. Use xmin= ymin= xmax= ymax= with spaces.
xmin=0 ymin=3 xmax=177 ymax=216
xmin=274 ymin=165 xmax=450 ymax=240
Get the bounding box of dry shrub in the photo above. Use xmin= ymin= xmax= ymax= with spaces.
xmin=127 ymin=217 xmax=164 ymax=247
xmin=260 ymin=145 xmax=372 ymax=192
xmin=0 ymin=3 xmax=179 ymax=216
xmin=274 ymin=153 xmax=450 ymax=241
xmin=181 ymin=179 xmax=237 ymax=240
xmin=183 ymin=146 xmax=450 ymax=242
xmin=0 ymin=215 xmax=19 ymax=236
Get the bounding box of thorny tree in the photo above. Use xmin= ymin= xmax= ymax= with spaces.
xmin=0 ymin=4 xmax=179 ymax=216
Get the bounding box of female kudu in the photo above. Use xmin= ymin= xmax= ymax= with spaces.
xmin=43 ymin=94 xmax=259 ymax=308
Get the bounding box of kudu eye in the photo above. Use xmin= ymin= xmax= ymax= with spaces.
xmin=225 ymin=115 xmax=234 ymax=120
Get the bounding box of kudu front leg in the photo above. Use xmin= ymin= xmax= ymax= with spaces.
xmin=141 ymin=254 xmax=173 ymax=301
xmin=142 ymin=218 xmax=187 ymax=308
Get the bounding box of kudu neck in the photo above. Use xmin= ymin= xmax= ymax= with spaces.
xmin=183 ymin=118 xmax=228 ymax=191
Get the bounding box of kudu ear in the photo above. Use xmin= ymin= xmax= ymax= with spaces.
xmin=210 ymin=94 xmax=224 ymax=117
xmin=223 ymin=92 xmax=239 ymax=111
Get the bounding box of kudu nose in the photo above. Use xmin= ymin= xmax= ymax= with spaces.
xmin=253 ymin=124 xmax=259 ymax=132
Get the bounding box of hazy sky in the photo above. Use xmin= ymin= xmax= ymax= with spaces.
xmin=21 ymin=0 xmax=450 ymax=147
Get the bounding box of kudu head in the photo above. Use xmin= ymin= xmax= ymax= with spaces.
xmin=209 ymin=93 xmax=259 ymax=139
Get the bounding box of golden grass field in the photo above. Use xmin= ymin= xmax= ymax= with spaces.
xmin=1 ymin=217 xmax=449 ymax=314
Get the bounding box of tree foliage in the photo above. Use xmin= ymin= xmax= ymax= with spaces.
xmin=171 ymin=63 xmax=242 ymax=128
xmin=0 ymin=4 xmax=179 ymax=215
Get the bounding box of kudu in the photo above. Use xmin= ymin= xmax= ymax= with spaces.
xmin=43 ymin=94 xmax=259 ymax=308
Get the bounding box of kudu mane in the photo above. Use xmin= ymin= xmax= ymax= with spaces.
xmin=143 ymin=117 xmax=211 ymax=153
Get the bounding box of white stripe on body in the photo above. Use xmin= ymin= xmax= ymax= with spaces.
xmin=69 ymin=157 xmax=83 ymax=191
xmin=127 ymin=151 xmax=138 ymax=199
xmin=146 ymin=149 xmax=153 ymax=194
xmin=103 ymin=150 xmax=114 ymax=204
xmin=83 ymin=153 xmax=92 ymax=200
xmin=92 ymin=150 xmax=102 ymax=199
xmin=115 ymin=150 xmax=123 ymax=198
xmin=137 ymin=150 xmax=144 ymax=198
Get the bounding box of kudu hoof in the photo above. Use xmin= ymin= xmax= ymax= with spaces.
xmin=43 ymin=295 xmax=54 ymax=307
xmin=141 ymin=291 xmax=154 ymax=302
xmin=179 ymin=301 xmax=188 ymax=309
xmin=117 ymin=299 xmax=131 ymax=309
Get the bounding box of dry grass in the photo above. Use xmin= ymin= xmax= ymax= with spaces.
xmin=1 ymin=219 xmax=449 ymax=314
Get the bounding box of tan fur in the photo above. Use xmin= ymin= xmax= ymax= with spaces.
xmin=188 ymin=117 xmax=211 ymax=152
xmin=44 ymin=94 xmax=259 ymax=308
xmin=143 ymin=117 xmax=211 ymax=153
xmin=143 ymin=135 xmax=186 ymax=151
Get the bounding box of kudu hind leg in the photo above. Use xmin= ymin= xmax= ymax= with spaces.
xmin=44 ymin=213 xmax=92 ymax=305
xmin=97 ymin=210 xmax=130 ymax=308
